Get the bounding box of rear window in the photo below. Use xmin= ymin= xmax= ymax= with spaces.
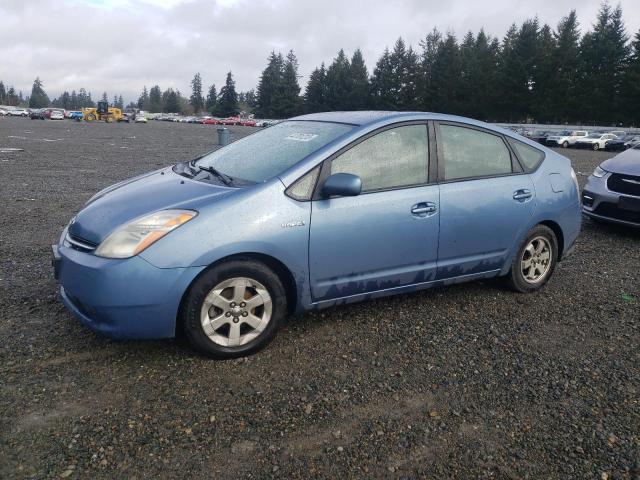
xmin=507 ymin=138 xmax=545 ymax=172
xmin=196 ymin=121 xmax=353 ymax=183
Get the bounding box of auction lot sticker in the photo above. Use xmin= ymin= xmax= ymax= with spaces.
xmin=285 ymin=133 xmax=318 ymax=142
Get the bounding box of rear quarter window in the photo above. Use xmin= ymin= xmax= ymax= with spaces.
xmin=507 ymin=138 xmax=545 ymax=172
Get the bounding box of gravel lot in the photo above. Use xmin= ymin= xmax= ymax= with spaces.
xmin=0 ymin=117 xmax=638 ymax=479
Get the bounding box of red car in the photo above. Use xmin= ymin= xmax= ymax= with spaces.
xmin=239 ymin=119 xmax=257 ymax=127
xmin=219 ymin=117 xmax=240 ymax=125
xmin=201 ymin=118 xmax=220 ymax=125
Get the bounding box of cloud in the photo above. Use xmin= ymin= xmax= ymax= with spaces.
xmin=1 ymin=0 xmax=638 ymax=104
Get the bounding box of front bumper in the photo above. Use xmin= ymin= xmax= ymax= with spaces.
xmin=54 ymin=238 xmax=204 ymax=339
xmin=582 ymin=175 xmax=640 ymax=227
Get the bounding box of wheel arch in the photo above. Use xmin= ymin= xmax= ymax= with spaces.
xmin=539 ymin=220 xmax=565 ymax=260
xmin=176 ymin=252 xmax=298 ymax=335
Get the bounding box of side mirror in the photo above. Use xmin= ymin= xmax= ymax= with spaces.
xmin=321 ymin=173 xmax=362 ymax=198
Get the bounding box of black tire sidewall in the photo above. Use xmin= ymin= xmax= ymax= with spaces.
xmin=508 ymin=225 xmax=558 ymax=293
xmin=181 ymin=260 xmax=287 ymax=358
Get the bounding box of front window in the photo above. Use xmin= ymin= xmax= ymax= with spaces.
xmin=195 ymin=121 xmax=353 ymax=183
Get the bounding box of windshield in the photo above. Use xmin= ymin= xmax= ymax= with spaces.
xmin=586 ymin=133 xmax=602 ymax=139
xmin=195 ymin=121 xmax=353 ymax=183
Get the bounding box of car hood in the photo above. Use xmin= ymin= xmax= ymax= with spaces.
xmin=68 ymin=166 xmax=233 ymax=245
xmin=601 ymin=148 xmax=640 ymax=176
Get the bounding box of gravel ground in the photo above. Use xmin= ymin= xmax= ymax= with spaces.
xmin=0 ymin=117 xmax=638 ymax=479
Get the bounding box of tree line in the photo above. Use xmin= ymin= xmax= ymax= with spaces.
xmin=3 ymin=3 xmax=639 ymax=125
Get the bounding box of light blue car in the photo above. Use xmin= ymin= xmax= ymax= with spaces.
xmin=53 ymin=112 xmax=582 ymax=358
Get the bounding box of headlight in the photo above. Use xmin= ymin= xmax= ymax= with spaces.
xmin=592 ymin=166 xmax=607 ymax=178
xmin=95 ymin=209 xmax=196 ymax=259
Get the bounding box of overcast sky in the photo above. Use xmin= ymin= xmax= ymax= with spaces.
xmin=1 ymin=0 xmax=639 ymax=104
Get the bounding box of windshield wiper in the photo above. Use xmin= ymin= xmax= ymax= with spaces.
xmin=197 ymin=165 xmax=235 ymax=186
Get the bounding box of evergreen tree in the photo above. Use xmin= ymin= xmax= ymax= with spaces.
xmin=417 ymin=28 xmax=442 ymax=111
xmin=549 ymin=11 xmax=581 ymax=123
xmin=71 ymin=90 xmax=78 ymax=109
xmin=348 ymin=49 xmax=371 ymax=109
xmin=149 ymin=85 xmax=162 ymax=112
xmin=138 ymin=86 xmax=149 ymax=110
xmin=255 ymin=52 xmax=285 ymax=117
xmin=7 ymin=87 xmax=19 ymax=106
xmin=325 ymin=49 xmax=352 ymax=110
xmin=162 ymin=88 xmax=180 ymax=113
xmin=0 ymin=81 xmax=5 ymax=104
xmin=117 ymin=95 xmax=124 ymax=109
xmin=621 ymin=30 xmax=640 ymax=125
xmin=304 ymin=64 xmax=328 ymax=113
xmin=28 ymin=77 xmax=50 ymax=108
xmin=430 ymin=33 xmax=463 ymax=114
xmin=578 ymin=3 xmax=629 ymax=124
xmin=190 ymin=72 xmax=205 ymax=113
xmin=112 ymin=95 xmax=118 ymax=109
xmin=101 ymin=92 xmax=108 ymax=103
xmin=533 ymin=24 xmax=557 ymax=122
xmin=217 ymin=71 xmax=239 ymax=117
xmin=205 ymin=84 xmax=217 ymax=114
xmin=371 ymin=48 xmax=395 ymax=109
xmin=277 ymin=50 xmax=302 ymax=117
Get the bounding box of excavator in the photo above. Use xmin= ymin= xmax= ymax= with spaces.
xmin=81 ymin=101 xmax=125 ymax=122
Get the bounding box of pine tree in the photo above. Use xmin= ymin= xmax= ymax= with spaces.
xmin=549 ymin=11 xmax=581 ymax=123
xmin=621 ymin=30 xmax=640 ymax=125
xmin=325 ymin=49 xmax=352 ymax=110
xmin=277 ymin=50 xmax=302 ymax=117
xmin=162 ymin=88 xmax=180 ymax=113
xmin=430 ymin=33 xmax=463 ymax=114
xmin=217 ymin=72 xmax=239 ymax=117
xmin=138 ymin=86 xmax=149 ymax=110
xmin=417 ymin=28 xmax=442 ymax=111
xmin=7 ymin=87 xmax=19 ymax=106
xmin=304 ymin=64 xmax=328 ymax=113
xmin=349 ymin=49 xmax=371 ymax=110
xmin=256 ymin=52 xmax=285 ymax=117
xmin=149 ymin=85 xmax=162 ymax=112
xmin=28 ymin=77 xmax=50 ymax=108
xmin=371 ymin=48 xmax=395 ymax=109
xmin=533 ymin=24 xmax=557 ymax=122
xmin=118 ymin=95 xmax=124 ymax=109
xmin=205 ymin=84 xmax=217 ymax=114
xmin=578 ymin=3 xmax=630 ymax=124
xmin=0 ymin=81 xmax=7 ymax=105
xmin=190 ymin=72 xmax=205 ymax=113
xmin=71 ymin=90 xmax=78 ymax=109
xmin=101 ymin=92 xmax=108 ymax=103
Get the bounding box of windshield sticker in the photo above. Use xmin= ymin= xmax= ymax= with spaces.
xmin=285 ymin=133 xmax=318 ymax=142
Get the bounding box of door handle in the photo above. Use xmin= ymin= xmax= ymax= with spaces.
xmin=411 ymin=202 xmax=437 ymax=216
xmin=513 ymin=189 xmax=533 ymax=201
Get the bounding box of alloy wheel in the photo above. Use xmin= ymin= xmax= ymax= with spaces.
xmin=200 ymin=277 xmax=272 ymax=347
xmin=521 ymin=236 xmax=552 ymax=284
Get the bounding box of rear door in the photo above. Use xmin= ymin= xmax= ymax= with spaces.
xmin=434 ymin=122 xmax=536 ymax=279
xmin=308 ymin=123 xmax=440 ymax=302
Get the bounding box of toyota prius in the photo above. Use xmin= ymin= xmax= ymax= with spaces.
xmin=53 ymin=112 xmax=581 ymax=358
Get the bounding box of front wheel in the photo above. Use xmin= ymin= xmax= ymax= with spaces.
xmin=181 ymin=260 xmax=287 ymax=358
xmin=507 ymin=225 xmax=558 ymax=293
xmin=592 ymin=143 xmax=600 ymax=151
xmin=562 ymin=141 xmax=569 ymax=148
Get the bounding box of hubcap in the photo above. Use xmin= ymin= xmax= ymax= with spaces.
xmin=200 ymin=277 xmax=272 ymax=347
xmin=521 ymin=236 xmax=552 ymax=284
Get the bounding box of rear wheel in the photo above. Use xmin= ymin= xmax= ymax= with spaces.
xmin=181 ymin=260 xmax=287 ymax=358
xmin=592 ymin=143 xmax=600 ymax=151
xmin=507 ymin=225 xmax=558 ymax=293
xmin=562 ymin=141 xmax=569 ymax=148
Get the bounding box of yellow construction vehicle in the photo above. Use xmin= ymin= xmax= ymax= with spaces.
xmin=81 ymin=101 xmax=125 ymax=122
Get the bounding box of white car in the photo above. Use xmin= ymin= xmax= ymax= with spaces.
xmin=8 ymin=108 xmax=28 ymax=117
xmin=49 ymin=109 xmax=65 ymax=120
xmin=574 ymin=132 xmax=618 ymax=151
xmin=135 ymin=114 xmax=147 ymax=123
xmin=0 ymin=108 xmax=8 ymax=116
xmin=545 ymin=130 xmax=588 ymax=148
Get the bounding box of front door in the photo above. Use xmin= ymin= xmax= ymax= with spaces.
xmin=309 ymin=124 xmax=440 ymax=302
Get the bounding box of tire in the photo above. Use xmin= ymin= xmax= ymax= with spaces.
xmin=181 ymin=260 xmax=287 ymax=358
xmin=507 ymin=225 xmax=558 ymax=293
xmin=562 ymin=141 xmax=569 ymax=148
xmin=592 ymin=143 xmax=599 ymax=151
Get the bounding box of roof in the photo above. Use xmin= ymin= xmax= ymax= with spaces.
xmin=290 ymin=111 xmax=434 ymax=126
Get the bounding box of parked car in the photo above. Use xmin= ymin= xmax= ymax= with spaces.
xmin=545 ymin=130 xmax=589 ymax=148
xmin=220 ymin=116 xmax=241 ymax=125
xmin=30 ymin=108 xmax=46 ymax=120
xmin=8 ymin=108 xmax=28 ymax=117
xmin=135 ymin=113 xmax=148 ymax=123
xmin=604 ymin=134 xmax=640 ymax=151
xmin=52 ymin=111 xmax=581 ymax=358
xmin=574 ymin=132 xmax=618 ymax=150
xmin=0 ymin=108 xmax=8 ymax=116
xmin=582 ymin=145 xmax=640 ymax=227
xmin=239 ymin=119 xmax=257 ymax=127
xmin=67 ymin=111 xmax=84 ymax=120
xmin=527 ymin=130 xmax=549 ymax=144
xmin=49 ymin=108 xmax=65 ymax=120
xmin=202 ymin=118 xmax=221 ymax=125
xmin=609 ymin=130 xmax=626 ymax=138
